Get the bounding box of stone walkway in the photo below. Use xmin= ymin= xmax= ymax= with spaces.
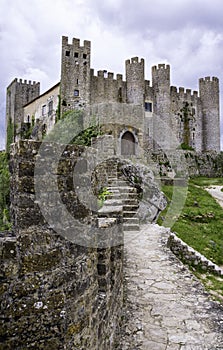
xmin=117 ymin=224 xmax=223 ymax=350
xmin=205 ymin=186 xmax=223 ymax=209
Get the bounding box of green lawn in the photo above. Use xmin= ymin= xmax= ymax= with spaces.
xmin=158 ymin=177 xmax=223 ymax=302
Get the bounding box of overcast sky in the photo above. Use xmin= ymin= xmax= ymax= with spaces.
xmin=0 ymin=0 xmax=223 ymax=150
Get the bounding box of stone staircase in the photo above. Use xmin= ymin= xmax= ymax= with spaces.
xmin=103 ymin=174 xmax=140 ymax=231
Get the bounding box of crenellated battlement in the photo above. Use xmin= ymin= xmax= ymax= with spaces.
xmin=89 ymin=69 xmax=125 ymax=103
xmin=8 ymin=78 xmax=40 ymax=89
xmin=145 ymin=80 xmax=151 ymax=87
xmin=62 ymin=36 xmax=91 ymax=50
xmin=18 ymin=79 xmax=40 ymax=86
xmin=152 ymin=63 xmax=170 ymax=90
xmin=152 ymin=63 xmax=170 ymax=72
xmin=199 ymin=76 xmax=219 ymax=84
xmin=126 ymin=57 xmax=144 ymax=66
xmin=171 ymin=86 xmax=199 ymax=99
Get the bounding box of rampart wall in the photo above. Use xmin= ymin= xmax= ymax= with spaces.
xmin=0 ymin=140 xmax=123 ymax=349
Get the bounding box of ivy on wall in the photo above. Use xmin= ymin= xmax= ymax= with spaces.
xmin=49 ymin=109 xmax=102 ymax=146
xmin=0 ymin=152 xmax=11 ymax=231
xmin=177 ymin=101 xmax=195 ymax=150
xmin=6 ymin=118 xmax=14 ymax=155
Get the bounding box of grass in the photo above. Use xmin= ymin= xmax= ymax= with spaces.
xmin=190 ymin=176 xmax=223 ymax=187
xmin=158 ymin=177 xmax=223 ymax=302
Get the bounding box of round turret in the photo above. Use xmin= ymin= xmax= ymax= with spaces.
xmin=199 ymin=77 xmax=220 ymax=152
xmin=125 ymin=57 xmax=145 ymax=104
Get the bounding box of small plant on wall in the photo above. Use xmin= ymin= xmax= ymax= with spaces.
xmin=97 ymin=187 xmax=111 ymax=208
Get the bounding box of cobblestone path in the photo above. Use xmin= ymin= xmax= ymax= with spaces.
xmin=118 ymin=224 xmax=223 ymax=350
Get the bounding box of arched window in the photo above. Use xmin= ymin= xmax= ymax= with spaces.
xmin=121 ymin=131 xmax=135 ymax=155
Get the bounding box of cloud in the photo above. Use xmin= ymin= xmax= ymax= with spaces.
xmin=0 ymin=0 xmax=222 ymax=149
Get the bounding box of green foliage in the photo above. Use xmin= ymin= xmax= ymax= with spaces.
xmin=72 ymin=124 xmax=102 ymax=146
xmin=177 ymin=101 xmax=195 ymax=149
xmin=47 ymin=109 xmax=84 ymax=144
xmin=0 ymin=152 xmax=11 ymax=231
xmin=194 ymin=272 xmax=223 ymax=302
xmin=48 ymin=109 xmax=102 ymax=146
xmin=31 ymin=115 xmax=35 ymax=127
xmin=190 ymin=177 xmax=223 ymax=187
xmin=159 ymin=177 xmax=223 ymax=300
xmin=159 ymin=179 xmax=223 ymax=266
xmin=97 ymin=187 xmax=111 ymax=207
xmin=20 ymin=122 xmax=33 ymax=139
xmin=55 ymin=94 xmax=61 ymax=122
xmin=6 ymin=118 xmax=14 ymax=154
xmin=180 ymin=143 xmax=194 ymax=151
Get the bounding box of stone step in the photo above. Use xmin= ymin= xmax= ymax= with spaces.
xmin=123 ymin=205 xmax=139 ymax=212
xmin=98 ymin=205 xmax=123 ymax=215
xmin=107 ymin=186 xmax=137 ymax=194
xmin=123 ymin=223 xmax=140 ymax=231
xmin=123 ymin=211 xmax=139 ymax=218
xmin=103 ymin=199 xmax=123 ymax=206
xmin=122 ymin=198 xmax=138 ymax=205
xmin=123 ymin=217 xmax=139 ymax=224
xmin=107 ymin=193 xmax=122 ymax=200
xmin=118 ymin=192 xmax=138 ymax=200
xmin=108 ymin=179 xmax=128 ymax=186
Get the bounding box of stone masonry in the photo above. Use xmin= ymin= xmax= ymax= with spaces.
xmin=0 ymin=140 xmax=124 ymax=349
xmin=6 ymin=35 xmax=221 ymax=154
xmin=118 ymin=224 xmax=223 ymax=349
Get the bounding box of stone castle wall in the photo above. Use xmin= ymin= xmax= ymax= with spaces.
xmin=6 ymin=79 xmax=40 ymax=144
xmin=6 ymin=36 xmax=221 ymax=154
xmin=153 ymin=150 xmax=223 ymax=178
xmin=0 ymin=140 xmax=124 ymax=349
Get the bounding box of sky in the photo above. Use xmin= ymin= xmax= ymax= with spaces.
xmin=0 ymin=0 xmax=223 ymax=150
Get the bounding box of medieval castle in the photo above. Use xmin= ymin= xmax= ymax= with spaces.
xmin=6 ymin=35 xmax=221 ymax=155
xmin=2 ymin=36 xmax=223 ymax=349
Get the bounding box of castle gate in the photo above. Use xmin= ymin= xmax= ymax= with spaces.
xmin=121 ymin=131 xmax=135 ymax=155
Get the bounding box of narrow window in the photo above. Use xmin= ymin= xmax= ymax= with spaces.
xmin=118 ymin=87 xmax=122 ymax=102
xmin=77 ymin=79 xmax=79 ymax=84
xmin=145 ymin=102 xmax=152 ymax=112
xmin=48 ymin=101 xmax=53 ymax=116
xmin=74 ymin=52 xmax=79 ymax=58
xmin=65 ymin=50 xmax=70 ymax=57
xmin=83 ymin=53 xmax=87 ymax=59
xmin=42 ymin=105 xmax=46 ymax=116
xmin=74 ymin=89 xmax=79 ymax=97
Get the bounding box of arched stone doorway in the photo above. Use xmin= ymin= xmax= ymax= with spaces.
xmin=121 ymin=131 xmax=135 ymax=155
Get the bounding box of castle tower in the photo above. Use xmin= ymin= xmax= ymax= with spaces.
xmin=151 ymin=64 xmax=174 ymax=150
xmin=6 ymin=78 xmax=40 ymax=147
xmin=199 ymin=77 xmax=220 ymax=152
xmin=60 ymin=36 xmax=91 ymax=115
xmin=125 ymin=57 xmax=145 ymax=105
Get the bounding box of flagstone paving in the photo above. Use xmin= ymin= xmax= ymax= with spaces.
xmin=117 ymin=224 xmax=223 ymax=349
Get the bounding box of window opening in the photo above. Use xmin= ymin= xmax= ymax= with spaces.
xmin=48 ymin=101 xmax=53 ymax=116
xmin=74 ymin=89 xmax=79 ymax=97
xmin=145 ymin=102 xmax=152 ymax=112
xmin=65 ymin=50 xmax=70 ymax=57
xmin=42 ymin=105 xmax=46 ymax=116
